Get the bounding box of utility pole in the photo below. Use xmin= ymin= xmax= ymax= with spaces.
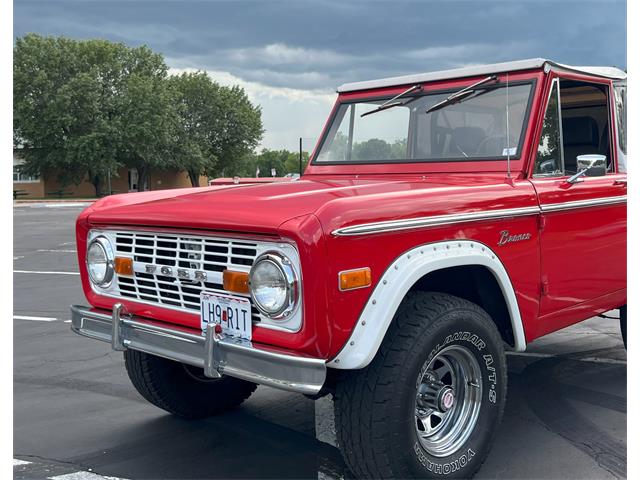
xmin=299 ymin=137 xmax=303 ymax=176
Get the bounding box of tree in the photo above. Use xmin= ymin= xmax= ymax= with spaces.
xmin=168 ymin=72 xmax=221 ymax=186
xmin=169 ymin=71 xmax=263 ymax=186
xmin=13 ymin=34 xmax=174 ymax=195
xmin=284 ymin=150 xmax=309 ymax=174
xmin=213 ymin=85 xmax=264 ymax=176
xmin=119 ymin=73 xmax=177 ymax=191
xmin=352 ymin=138 xmax=392 ymax=160
xmin=14 ymin=35 xmax=114 ymax=195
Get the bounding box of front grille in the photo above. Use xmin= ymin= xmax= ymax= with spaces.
xmin=112 ymin=231 xmax=261 ymax=321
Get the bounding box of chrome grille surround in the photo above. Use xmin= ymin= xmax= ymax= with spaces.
xmin=87 ymin=228 xmax=302 ymax=332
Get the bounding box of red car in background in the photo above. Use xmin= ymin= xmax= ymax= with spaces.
xmin=209 ymin=174 xmax=299 ymax=186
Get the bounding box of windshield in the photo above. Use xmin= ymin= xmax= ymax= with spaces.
xmin=314 ymin=83 xmax=533 ymax=164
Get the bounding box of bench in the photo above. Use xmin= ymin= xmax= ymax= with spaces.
xmin=46 ymin=190 xmax=73 ymax=199
xmin=13 ymin=189 xmax=29 ymax=200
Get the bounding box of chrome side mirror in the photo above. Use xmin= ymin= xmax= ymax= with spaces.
xmin=577 ymin=154 xmax=606 ymax=176
xmin=567 ymin=154 xmax=607 ymax=184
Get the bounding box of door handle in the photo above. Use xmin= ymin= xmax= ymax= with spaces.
xmin=613 ymin=179 xmax=627 ymax=187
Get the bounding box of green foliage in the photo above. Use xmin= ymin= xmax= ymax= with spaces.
xmin=118 ymin=71 xmax=177 ymax=190
xmin=168 ymin=71 xmax=263 ymax=186
xmin=214 ymin=85 xmax=264 ymax=174
xmin=14 ymin=34 xmax=263 ymax=193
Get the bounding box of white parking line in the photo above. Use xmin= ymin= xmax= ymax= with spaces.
xmin=14 ymin=270 xmax=80 ymax=275
xmin=13 ymin=202 xmax=91 ymax=209
xmin=49 ymin=472 xmax=127 ymax=480
xmin=14 ymin=315 xmax=59 ymax=322
xmin=44 ymin=203 xmax=90 ymax=208
xmin=37 ymin=249 xmax=77 ymax=253
xmin=13 ymin=458 xmax=128 ymax=479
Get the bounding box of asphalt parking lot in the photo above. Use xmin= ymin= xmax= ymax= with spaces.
xmin=13 ymin=203 xmax=627 ymax=480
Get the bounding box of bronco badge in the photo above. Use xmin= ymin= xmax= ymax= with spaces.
xmin=497 ymin=230 xmax=532 ymax=246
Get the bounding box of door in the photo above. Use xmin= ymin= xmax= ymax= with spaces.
xmin=529 ymin=75 xmax=627 ymax=318
xmin=128 ymin=169 xmax=138 ymax=192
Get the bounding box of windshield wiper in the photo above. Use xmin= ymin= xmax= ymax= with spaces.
xmin=425 ymin=75 xmax=498 ymax=114
xmin=361 ymin=84 xmax=422 ymax=118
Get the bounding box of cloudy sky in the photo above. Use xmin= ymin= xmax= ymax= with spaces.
xmin=14 ymin=0 xmax=626 ymax=150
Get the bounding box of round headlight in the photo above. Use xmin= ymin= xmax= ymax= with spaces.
xmin=87 ymin=236 xmax=114 ymax=287
xmin=249 ymin=253 xmax=298 ymax=318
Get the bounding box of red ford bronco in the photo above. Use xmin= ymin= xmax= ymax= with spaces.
xmin=71 ymin=58 xmax=627 ymax=479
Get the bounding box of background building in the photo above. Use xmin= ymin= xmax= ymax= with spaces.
xmin=13 ymin=150 xmax=207 ymax=199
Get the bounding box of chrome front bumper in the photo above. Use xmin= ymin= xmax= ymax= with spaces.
xmin=70 ymin=304 xmax=326 ymax=395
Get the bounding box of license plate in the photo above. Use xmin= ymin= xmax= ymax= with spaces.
xmin=201 ymin=291 xmax=252 ymax=341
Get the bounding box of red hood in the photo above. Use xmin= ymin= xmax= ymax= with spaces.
xmin=86 ymin=174 xmax=537 ymax=236
xmin=86 ymin=178 xmax=415 ymax=234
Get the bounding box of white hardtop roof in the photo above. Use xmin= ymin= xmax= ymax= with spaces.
xmin=337 ymin=58 xmax=626 ymax=93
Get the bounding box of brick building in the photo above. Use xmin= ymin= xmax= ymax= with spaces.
xmin=13 ymin=150 xmax=207 ymax=199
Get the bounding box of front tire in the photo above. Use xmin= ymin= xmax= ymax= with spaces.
xmin=124 ymin=350 xmax=257 ymax=419
xmin=334 ymin=292 xmax=507 ymax=479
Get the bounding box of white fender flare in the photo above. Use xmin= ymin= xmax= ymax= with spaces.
xmin=329 ymin=240 xmax=527 ymax=369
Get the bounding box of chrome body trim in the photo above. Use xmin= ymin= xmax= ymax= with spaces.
xmin=332 ymin=196 xmax=626 ymax=237
xmin=332 ymin=206 xmax=540 ymax=237
xmin=540 ymin=195 xmax=626 ymax=213
xmin=70 ymin=304 xmax=326 ymax=395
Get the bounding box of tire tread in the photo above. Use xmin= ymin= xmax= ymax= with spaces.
xmin=124 ymin=350 xmax=257 ymax=419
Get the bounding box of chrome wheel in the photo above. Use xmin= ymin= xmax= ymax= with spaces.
xmin=415 ymin=345 xmax=483 ymax=457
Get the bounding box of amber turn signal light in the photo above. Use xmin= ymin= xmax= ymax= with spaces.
xmin=339 ymin=268 xmax=372 ymax=291
xmin=223 ymin=270 xmax=250 ymax=294
xmin=114 ymin=257 xmax=134 ymax=276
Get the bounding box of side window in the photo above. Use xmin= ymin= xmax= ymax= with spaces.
xmin=558 ymin=80 xmax=612 ymax=174
xmin=535 ymin=79 xmax=614 ymax=176
xmin=534 ymin=80 xmax=563 ymax=175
